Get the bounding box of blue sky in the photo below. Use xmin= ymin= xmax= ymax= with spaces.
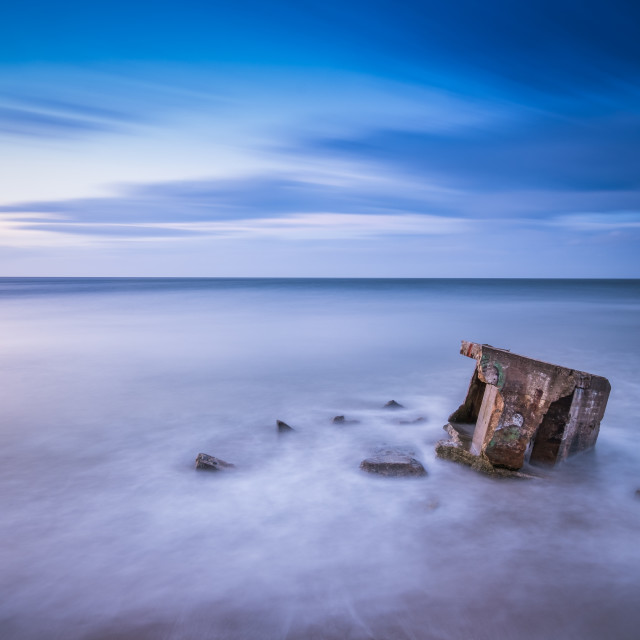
xmin=1 ymin=1 xmax=639 ymax=276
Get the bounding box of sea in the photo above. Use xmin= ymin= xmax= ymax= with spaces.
xmin=0 ymin=278 xmax=639 ymax=640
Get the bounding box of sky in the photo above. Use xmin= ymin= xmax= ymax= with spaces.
xmin=1 ymin=0 xmax=639 ymax=277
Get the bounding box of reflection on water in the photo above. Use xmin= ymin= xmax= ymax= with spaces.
xmin=0 ymin=279 xmax=639 ymax=639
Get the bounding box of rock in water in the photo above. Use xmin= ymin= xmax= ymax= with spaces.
xmin=331 ymin=415 xmax=360 ymax=424
xmin=195 ymin=453 xmax=235 ymax=471
xmin=277 ymin=419 xmax=294 ymax=433
xmin=383 ymin=400 xmax=404 ymax=409
xmin=360 ymin=451 xmax=427 ymax=477
xmin=399 ymin=416 xmax=427 ymax=424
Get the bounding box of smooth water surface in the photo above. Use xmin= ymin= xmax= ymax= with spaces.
xmin=1 ymin=279 xmax=639 ymax=639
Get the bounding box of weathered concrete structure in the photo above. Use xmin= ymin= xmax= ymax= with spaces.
xmin=436 ymin=341 xmax=610 ymax=472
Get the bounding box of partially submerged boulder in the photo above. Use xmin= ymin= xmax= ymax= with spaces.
xmin=399 ymin=416 xmax=427 ymax=425
xmin=383 ymin=400 xmax=404 ymax=409
xmin=360 ymin=449 xmax=426 ymax=477
xmin=276 ymin=419 xmax=294 ymax=433
xmin=331 ymin=415 xmax=360 ymax=424
xmin=195 ymin=453 xmax=235 ymax=471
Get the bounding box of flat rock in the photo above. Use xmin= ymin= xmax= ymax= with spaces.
xmin=277 ymin=419 xmax=294 ymax=433
xmin=195 ymin=453 xmax=235 ymax=471
xmin=331 ymin=415 xmax=360 ymax=424
xmin=360 ymin=451 xmax=426 ymax=477
xmin=383 ymin=400 xmax=404 ymax=409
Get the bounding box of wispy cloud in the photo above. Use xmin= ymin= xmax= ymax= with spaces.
xmin=0 ymin=172 xmax=454 ymax=223
xmin=9 ymin=95 xmax=135 ymax=122
xmin=0 ymin=68 xmax=225 ymax=142
xmin=14 ymin=213 xmax=468 ymax=242
xmin=552 ymin=212 xmax=640 ymax=231
xmin=0 ymin=104 xmax=121 ymax=138
xmin=2 ymin=167 xmax=639 ymax=245
xmin=303 ymin=112 xmax=640 ymax=194
xmin=0 ymin=171 xmax=468 ymax=241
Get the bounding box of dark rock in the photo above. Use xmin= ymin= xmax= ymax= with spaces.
xmin=195 ymin=453 xmax=235 ymax=471
xmin=360 ymin=450 xmax=426 ymax=477
xmin=399 ymin=416 xmax=427 ymax=425
xmin=424 ymin=499 xmax=439 ymax=511
xmin=635 ymin=489 xmax=640 ymax=499
xmin=277 ymin=419 xmax=294 ymax=433
xmin=383 ymin=400 xmax=404 ymax=409
xmin=331 ymin=415 xmax=360 ymax=424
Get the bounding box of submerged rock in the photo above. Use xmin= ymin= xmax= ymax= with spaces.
xmin=277 ymin=419 xmax=294 ymax=433
xmin=360 ymin=450 xmax=426 ymax=477
xmin=195 ymin=453 xmax=236 ymax=471
xmin=399 ymin=416 xmax=427 ymax=425
xmin=331 ymin=415 xmax=360 ymax=424
xmin=383 ymin=400 xmax=404 ymax=409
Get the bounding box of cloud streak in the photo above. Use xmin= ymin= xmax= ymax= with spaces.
xmin=16 ymin=213 xmax=467 ymax=242
xmin=0 ymin=171 xmax=469 ymax=241
xmin=0 ymin=171 xmax=453 ymax=220
xmin=306 ymin=112 xmax=640 ymax=194
xmin=0 ymin=104 xmax=121 ymax=138
xmin=2 ymin=169 xmax=638 ymax=251
xmin=552 ymin=212 xmax=640 ymax=231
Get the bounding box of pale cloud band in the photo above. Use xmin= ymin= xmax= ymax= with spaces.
xmin=0 ymin=212 xmax=467 ymax=245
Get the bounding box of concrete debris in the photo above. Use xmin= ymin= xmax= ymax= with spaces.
xmin=383 ymin=400 xmax=404 ymax=409
xmin=277 ymin=419 xmax=294 ymax=433
xmin=360 ymin=448 xmax=427 ymax=477
xmin=436 ymin=340 xmax=610 ymax=474
xmin=434 ymin=438 xmax=536 ymax=479
xmin=195 ymin=453 xmax=236 ymax=471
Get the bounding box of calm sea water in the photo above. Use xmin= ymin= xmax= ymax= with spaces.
xmin=1 ymin=278 xmax=639 ymax=640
